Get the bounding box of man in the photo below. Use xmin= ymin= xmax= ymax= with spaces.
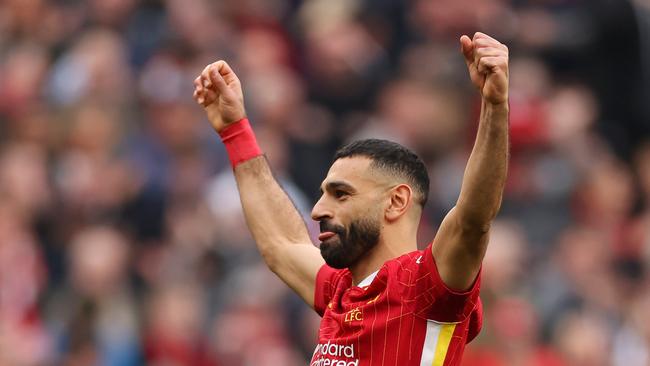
xmin=193 ymin=32 xmax=509 ymax=366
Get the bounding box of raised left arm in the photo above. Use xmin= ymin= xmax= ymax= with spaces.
xmin=432 ymin=32 xmax=509 ymax=290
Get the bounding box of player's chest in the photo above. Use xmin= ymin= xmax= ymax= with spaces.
xmin=319 ymin=283 xmax=410 ymax=339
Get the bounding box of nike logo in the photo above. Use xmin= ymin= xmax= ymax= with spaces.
xmin=416 ymin=255 xmax=423 ymax=264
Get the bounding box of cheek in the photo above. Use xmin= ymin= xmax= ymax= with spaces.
xmin=361 ymin=198 xmax=386 ymax=221
xmin=333 ymin=201 xmax=357 ymax=225
xmin=346 ymin=202 xmax=384 ymax=230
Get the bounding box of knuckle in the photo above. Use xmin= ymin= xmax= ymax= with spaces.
xmin=215 ymin=60 xmax=228 ymax=70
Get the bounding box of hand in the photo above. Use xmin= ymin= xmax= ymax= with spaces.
xmin=193 ymin=60 xmax=246 ymax=133
xmin=460 ymin=32 xmax=509 ymax=105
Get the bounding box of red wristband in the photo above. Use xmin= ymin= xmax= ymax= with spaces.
xmin=219 ymin=118 xmax=263 ymax=167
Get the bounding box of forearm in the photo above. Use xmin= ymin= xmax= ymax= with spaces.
xmin=432 ymin=33 xmax=509 ymax=290
xmin=234 ymin=156 xmax=312 ymax=264
xmin=194 ymin=61 xmax=323 ymax=304
xmin=456 ymin=100 xmax=509 ymax=229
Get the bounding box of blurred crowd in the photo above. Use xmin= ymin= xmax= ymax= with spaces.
xmin=0 ymin=0 xmax=649 ymax=365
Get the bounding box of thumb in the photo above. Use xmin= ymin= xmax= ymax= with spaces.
xmin=210 ymin=67 xmax=231 ymax=96
xmin=460 ymin=35 xmax=474 ymax=66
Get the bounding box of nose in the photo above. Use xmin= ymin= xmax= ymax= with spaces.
xmin=311 ymin=195 xmax=333 ymax=222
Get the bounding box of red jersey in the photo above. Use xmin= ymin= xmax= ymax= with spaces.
xmin=311 ymin=243 xmax=482 ymax=366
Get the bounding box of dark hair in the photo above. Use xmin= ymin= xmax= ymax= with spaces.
xmin=334 ymin=139 xmax=430 ymax=206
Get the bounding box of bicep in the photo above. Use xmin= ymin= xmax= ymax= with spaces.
xmin=431 ymin=206 xmax=489 ymax=291
xmin=268 ymin=243 xmax=324 ymax=308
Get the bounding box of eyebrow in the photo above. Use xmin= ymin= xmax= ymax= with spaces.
xmin=319 ymin=181 xmax=357 ymax=195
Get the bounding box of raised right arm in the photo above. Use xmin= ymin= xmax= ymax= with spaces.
xmin=193 ymin=61 xmax=324 ymax=307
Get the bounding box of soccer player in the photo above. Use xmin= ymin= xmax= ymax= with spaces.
xmin=193 ymin=32 xmax=509 ymax=366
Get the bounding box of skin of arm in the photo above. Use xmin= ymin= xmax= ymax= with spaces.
xmin=432 ymin=32 xmax=510 ymax=291
xmin=193 ymin=61 xmax=324 ymax=307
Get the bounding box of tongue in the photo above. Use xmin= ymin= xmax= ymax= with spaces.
xmin=318 ymin=232 xmax=335 ymax=241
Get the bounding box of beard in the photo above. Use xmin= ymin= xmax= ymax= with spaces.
xmin=318 ymin=216 xmax=381 ymax=269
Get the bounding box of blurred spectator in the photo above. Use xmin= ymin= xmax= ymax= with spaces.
xmin=46 ymin=226 xmax=140 ymax=365
xmin=0 ymin=200 xmax=50 ymax=365
xmin=144 ymin=283 xmax=216 ymax=366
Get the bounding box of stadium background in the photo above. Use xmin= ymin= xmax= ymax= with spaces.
xmin=0 ymin=0 xmax=649 ymax=365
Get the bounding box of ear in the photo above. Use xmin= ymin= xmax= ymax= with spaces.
xmin=385 ymin=184 xmax=412 ymax=222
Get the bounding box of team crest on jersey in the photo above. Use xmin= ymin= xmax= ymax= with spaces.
xmin=344 ymin=307 xmax=362 ymax=322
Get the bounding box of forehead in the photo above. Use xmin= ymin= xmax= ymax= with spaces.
xmin=322 ymin=156 xmax=379 ymax=188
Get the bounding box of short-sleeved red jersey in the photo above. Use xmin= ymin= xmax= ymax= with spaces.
xmin=311 ymin=243 xmax=482 ymax=366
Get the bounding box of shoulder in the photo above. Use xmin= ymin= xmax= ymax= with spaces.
xmin=383 ymin=245 xmax=430 ymax=274
xmin=373 ymin=246 xmax=429 ymax=288
xmin=316 ymin=265 xmax=350 ymax=289
xmin=387 ymin=246 xmax=425 ymax=267
xmin=314 ymin=265 xmax=351 ymax=316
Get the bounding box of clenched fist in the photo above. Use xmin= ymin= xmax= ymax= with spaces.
xmin=461 ymin=32 xmax=509 ymax=105
xmin=193 ymin=61 xmax=246 ymax=133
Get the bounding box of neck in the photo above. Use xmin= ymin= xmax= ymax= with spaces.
xmin=349 ymin=222 xmax=418 ymax=285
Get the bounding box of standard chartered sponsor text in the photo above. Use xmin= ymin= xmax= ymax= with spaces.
xmin=311 ymin=341 xmax=359 ymax=366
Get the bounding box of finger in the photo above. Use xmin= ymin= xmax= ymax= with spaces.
xmin=193 ymin=81 xmax=206 ymax=103
xmin=214 ymin=60 xmax=240 ymax=85
xmin=478 ymin=56 xmax=505 ymax=74
xmin=199 ymin=61 xmax=231 ymax=88
xmin=474 ymin=49 xmax=505 ymax=72
xmin=194 ymin=89 xmax=206 ymax=105
xmin=193 ymin=73 xmax=217 ymax=106
xmin=194 ymin=76 xmax=204 ymax=94
xmin=474 ymin=47 xmax=507 ymax=60
xmin=201 ymin=89 xmax=218 ymax=107
xmin=473 ymin=38 xmax=507 ymax=51
xmin=473 ymin=32 xmax=499 ymax=43
xmin=460 ymin=35 xmax=474 ymax=66
xmin=201 ymin=65 xmax=214 ymax=88
xmin=210 ymin=68 xmax=230 ymax=94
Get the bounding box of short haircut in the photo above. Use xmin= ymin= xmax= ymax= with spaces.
xmin=334 ymin=139 xmax=430 ymax=206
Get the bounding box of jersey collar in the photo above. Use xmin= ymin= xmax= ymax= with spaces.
xmin=356 ymin=270 xmax=379 ymax=288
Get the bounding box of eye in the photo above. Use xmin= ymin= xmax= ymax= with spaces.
xmin=334 ymin=190 xmax=348 ymax=199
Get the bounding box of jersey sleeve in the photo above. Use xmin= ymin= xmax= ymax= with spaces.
xmin=398 ymin=243 xmax=482 ymax=323
xmin=466 ymin=297 xmax=483 ymax=342
xmin=313 ymin=264 xmax=343 ymax=317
